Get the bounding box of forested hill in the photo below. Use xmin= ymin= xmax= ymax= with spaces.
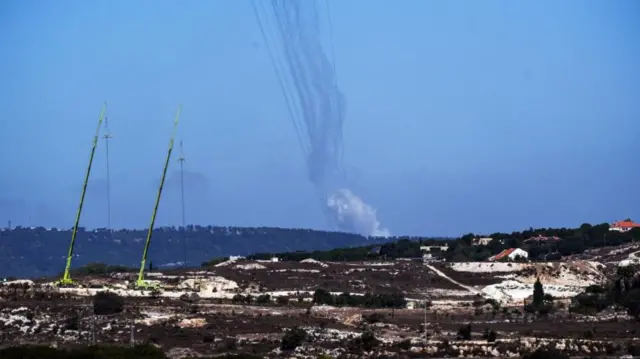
xmin=0 ymin=226 xmax=403 ymax=278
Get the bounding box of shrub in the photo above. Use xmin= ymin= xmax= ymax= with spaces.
xmin=313 ymin=288 xmax=407 ymax=309
xmin=483 ymin=328 xmax=497 ymax=342
xmin=585 ymin=284 xmax=606 ymax=294
xmin=223 ymin=337 xmax=237 ymax=350
xmin=255 ymin=294 xmax=271 ymax=305
xmin=457 ymin=324 xmax=472 ymax=340
xmin=313 ymin=288 xmax=334 ymax=305
xmin=64 ymin=312 xmax=79 ymax=331
xmin=363 ymin=312 xmax=385 ymax=324
xmin=523 ymin=348 xmax=569 ymax=359
xmin=353 ymin=331 xmax=379 ymax=351
xmin=395 ymin=339 xmax=411 ymax=350
xmin=93 ymin=291 xmax=125 ymax=315
xmin=628 ymin=341 xmax=640 ymax=356
xmin=72 ymin=262 xmax=136 ymax=276
xmin=203 ymin=333 xmax=215 ymax=343
xmin=276 ymin=296 xmax=288 ymax=305
xmin=280 ymin=327 xmax=307 ymax=351
xmin=232 ymin=294 xmax=252 ymax=305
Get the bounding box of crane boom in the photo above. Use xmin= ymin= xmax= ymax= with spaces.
xmin=59 ymin=102 xmax=107 ymax=286
xmin=135 ymin=105 xmax=182 ymax=289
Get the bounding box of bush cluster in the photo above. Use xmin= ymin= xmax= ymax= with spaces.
xmin=93 ymin=291 xmax=125 ymax=316
xmin=72 ymin=263 xmax=137 ymax=276
xmin=570 ymin=265 xmax=640 ymax=319
xmin=313 ymin=288 xmax=406 ymax=309
xmin=280 ymin=327 xmax=307 ymax=351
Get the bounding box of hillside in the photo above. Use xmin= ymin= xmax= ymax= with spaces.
xmin=1 ymin=255 xmax=638 ymax=357
xmin=0 ymin=226 xmax=403 ymax=278
xmin=1 ymin=221 xmax=638 ymax=279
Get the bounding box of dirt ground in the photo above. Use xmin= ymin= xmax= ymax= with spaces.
xmin=1 ymin=258 xmax=638 ymax=358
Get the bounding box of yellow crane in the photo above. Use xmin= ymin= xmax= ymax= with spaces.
xmin=134 ymin=105 xmax=182 ymax=289
xmin=58 ymin=103 xmax=107 ymax=286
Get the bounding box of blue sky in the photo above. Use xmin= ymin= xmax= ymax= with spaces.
xmin=1 ymin=0 xmax=638 ymax=236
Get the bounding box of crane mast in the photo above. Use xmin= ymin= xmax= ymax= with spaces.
xmin=135 ymin=105 xmax=182 ymax=289
xmin=58 ymin=103 xmax=107 ymax=286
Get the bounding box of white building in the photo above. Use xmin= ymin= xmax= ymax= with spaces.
xmin=420 ymin=244 xmax=449 ymax=252
xmin=472 ymin=237 xmax=494 ymax=246
xmin=420 ymin=244 xmax=449 ymax=262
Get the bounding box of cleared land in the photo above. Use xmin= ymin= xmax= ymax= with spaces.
xmin=0 ymin=253 xmax=638 ymax=358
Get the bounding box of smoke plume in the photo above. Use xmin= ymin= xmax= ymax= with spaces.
xmin=327 ymin=188 xmax=390 ymax=237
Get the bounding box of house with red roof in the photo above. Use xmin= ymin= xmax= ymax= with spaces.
xmin=488 ymin=248 xmax=529 ymax=262
xmin=610 ymin=219 xmax=640 ymax=233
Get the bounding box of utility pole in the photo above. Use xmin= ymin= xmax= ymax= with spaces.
xmin=91 ymin=314 xmax=96 ymax=345
xmin=130 ymin=319 xmax=135 ymax=347
xmin=423 ymin=299 xmax=428 ymax=341
xmin=102 ymin=116 xmax=113 ymax=235
xmin=177 ymin=140 xmax=187 ymax=268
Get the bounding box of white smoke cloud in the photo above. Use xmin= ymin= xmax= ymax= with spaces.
xmin=326 ymin=188 xmax=391 ymax=237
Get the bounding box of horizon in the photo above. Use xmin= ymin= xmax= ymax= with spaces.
xmin=1 ymin=0 xmax=639 ymax=237
xmin=1 ymin=218 xmax=630 ymax=239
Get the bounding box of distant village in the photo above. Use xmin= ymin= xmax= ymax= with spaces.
xmin=420 ymin=219 xmax=640 ymax=263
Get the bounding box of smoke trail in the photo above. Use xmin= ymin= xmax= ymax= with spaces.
xmin=254 ymin=0 xmax=390 ymax=237
xmin=265 ymin=0 xmax=341 ymax=186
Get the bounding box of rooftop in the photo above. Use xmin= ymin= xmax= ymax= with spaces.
xmin=611 ymin=220 xmax=640 ymax=228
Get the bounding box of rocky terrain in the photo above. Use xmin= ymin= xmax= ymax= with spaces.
xmin=569 ymin=242 xmax=640 ymax=270
xmin=1 ymin=255 xmax=639 ymax=358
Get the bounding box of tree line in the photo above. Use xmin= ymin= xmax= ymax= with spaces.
xmin=214 ymin=222 xmax=640 ymax=264
xmin=447 ymin=222 xmax=640 ymax=262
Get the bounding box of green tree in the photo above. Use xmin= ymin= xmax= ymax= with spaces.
xmin=280 ymin=327 xmax=307 ymax=351
xmin=533 ymin=277 xmax=544 ymax=308
xmin=313 ymin=288 xmax=334 ymax=305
